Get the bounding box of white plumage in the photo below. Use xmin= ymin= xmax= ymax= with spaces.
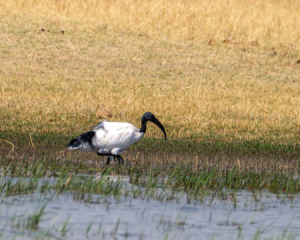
xmin=94 ymin=121 xmax=144 ymax=155
xmin=68 ymin=112 xmax=167 ymax=164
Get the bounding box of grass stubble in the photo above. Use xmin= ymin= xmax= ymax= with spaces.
xmin=0 ymin=1 xmax=300 ymax=238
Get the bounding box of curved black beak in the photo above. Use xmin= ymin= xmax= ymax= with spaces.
xmin=150 ymin=117 xmax=167 ymax=140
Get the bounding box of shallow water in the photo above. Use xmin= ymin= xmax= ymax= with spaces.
xmin=1 ymin=177 xmax=300 ymax=240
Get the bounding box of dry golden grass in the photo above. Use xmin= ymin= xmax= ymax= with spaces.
xmin=1 ymin=0 xmax=300 ymax=147
xmin=2 ymin=0 xmax=300 ymax=44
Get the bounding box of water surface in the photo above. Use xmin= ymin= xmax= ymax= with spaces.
xmin=1 ymin=176 xmax=299 ymax=240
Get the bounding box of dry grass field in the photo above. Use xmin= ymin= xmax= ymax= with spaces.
xmin=1 ymin=0 xmax=300 ymax=162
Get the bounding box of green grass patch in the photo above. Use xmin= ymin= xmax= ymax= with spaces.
xmin=1 ymin=130 xmax=300 ymax=161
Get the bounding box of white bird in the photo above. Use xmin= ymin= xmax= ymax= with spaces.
xmin=68 ymin=112 xmax=167 ymax=164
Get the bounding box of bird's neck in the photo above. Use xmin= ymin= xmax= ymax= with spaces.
xmin=139 ymin=118 xmax=147 ymax=134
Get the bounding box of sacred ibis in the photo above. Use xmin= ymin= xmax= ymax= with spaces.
xmin=68 ymin=112 xmax=167 ymax=164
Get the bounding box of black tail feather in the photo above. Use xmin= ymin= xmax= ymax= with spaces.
xmin=68 ymin=131 xmax=95 ymax=149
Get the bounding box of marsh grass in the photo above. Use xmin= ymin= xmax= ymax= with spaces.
xmin=11 ymin=204 xmax=47 ymax=231
xmin=57 ymin=217 xmax=70 ymax=237
xmin=0 ymin=156 xmax=299 ymax=239
xmin=25 ymin=204 xmax=47 ymax=230
xmin=6 ymin=213 xmax=299 ymax=240
xmin=0 ymin=163 xmax=299 ymax=240
xmin=0 ymin=152 xmax=300 ymax=196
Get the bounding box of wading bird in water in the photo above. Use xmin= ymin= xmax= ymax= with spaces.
xmin=68 ymin=112 xmax=167 ymax=164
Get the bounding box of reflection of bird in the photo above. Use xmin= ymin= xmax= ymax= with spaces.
xmin=68 ymin=112 xmax=167 ymax=164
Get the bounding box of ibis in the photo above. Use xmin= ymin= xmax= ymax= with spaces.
xmin=68 ymin=112 xmax=167 ymax=164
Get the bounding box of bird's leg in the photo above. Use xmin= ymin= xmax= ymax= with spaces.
xmin=106 ymin=156 xmax=117 ymax=164
xmin=97 ymin=152 xmax=123 ymax=164
xmin=115 ymin=155 xmax=124 ymax=164
xmin=106 ymin=156 xmax=111 ymax=165
xmin=97 ymin=152 xmax=114 ymax=165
